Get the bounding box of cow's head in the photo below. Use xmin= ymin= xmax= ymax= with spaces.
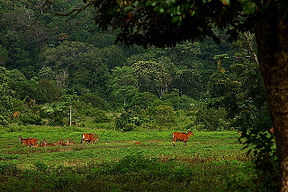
xmin=187 ymin=130 xmax=194 ymax=135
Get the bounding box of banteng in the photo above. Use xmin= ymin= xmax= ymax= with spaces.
xmin=172 ymin=131 xmax=194 ymax=147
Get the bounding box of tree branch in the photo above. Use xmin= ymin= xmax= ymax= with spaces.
xmin=244 ymin=32 xmax=259 ymax=65
xmin=54 ymin=2 xmax=93 ymax=21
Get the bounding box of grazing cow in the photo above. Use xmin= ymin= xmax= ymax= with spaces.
xmin=57 ymin=138 xmax=68 ymax=146
xmin=38 ymin=140 xmax=46 ymax=147
xmin=42 ymin=139 xmax=57 ymax=147
xmin=172 ymin=131 xmax=194 ymax=147
xmin=81 ymin=133 xmax=99 ymax=144
xmin=59 ymin=138 xmax=75 ymax=146
xmin=19 ymin=136 xmax=37 ymax=147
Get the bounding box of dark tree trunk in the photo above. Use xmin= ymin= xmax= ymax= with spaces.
xmin=255 ymin=16 xmax=288 ymax=192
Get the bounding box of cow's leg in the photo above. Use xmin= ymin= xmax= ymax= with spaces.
xmin=172 ymin=133 xmax=176 ymax=147
xmin=173 ymin=138 xmax=176 ymax=147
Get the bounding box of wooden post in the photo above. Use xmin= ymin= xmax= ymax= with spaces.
xmin=69 ymin=105 xmax=72 ymax=126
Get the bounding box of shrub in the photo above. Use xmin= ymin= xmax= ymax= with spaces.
xmin=161 ymin=92 xmax=197 ymax=110
xmin=115 ymin=110 xmax=145 ymax=132
xmin=140 ymin=122 xmax=160 ymax=130
xmin=147 ymin=105 xmax=175 ymax=126
xmin=0 ymin=115 xmax=9 ymax=126
xmin=196 ymin=107 xmax=229 ymax=131
xmin=19 ymin=113 xmax=43 ymax=125
xmin=93 ymin=109 xmax=111 ymax=123
xmin=127 ymin=92 xmax=158 ymax=112
xmin=111 ymin=152 xmax=162 ymax=174
xmin=79 ymin=92 xmax=110 ymax=110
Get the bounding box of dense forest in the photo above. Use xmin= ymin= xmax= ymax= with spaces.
xmin=0 ymin=1 xmax=281 ymax=191
xmin=0 ymin=0 xmax=270 ymax=133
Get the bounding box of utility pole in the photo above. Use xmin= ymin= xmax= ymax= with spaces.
xmin=69 ymin=105 xmax=72 ymax=126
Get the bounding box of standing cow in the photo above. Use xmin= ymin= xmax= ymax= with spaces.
xmin=172 ymin=131 xmax=194 ymax=147
xmin=19 ymin=136 xmax=38 ymax=147
xmin=81 ymin=133 xmax=99 ymax=144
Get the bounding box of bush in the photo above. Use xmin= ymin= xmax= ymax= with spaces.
xmin=0 ymin=115 xmax=9 ymax=126
xmin=115 ymin=110 xmax=145 ymax=132
xmin=19 ymin=113 xmax=43 ymax=125
xmin=140 ymin=122 xmax=160 ymax=130
xmin=79 ymin=92 xmax=110 ymax=110
xmin=147 ymin=105 xmax=176 ymax=126
xmin=161 ymin=92 xmax=197 ymax=110
xmin=196 ymin=107 xmax=229 ymax=131
xmin=93 ymin=109 xmax=111 ymax=123
xmin=127 ymin=92 xmax=158 ymax=112
xmin=111 ymin=152 xmax=164 ymax=174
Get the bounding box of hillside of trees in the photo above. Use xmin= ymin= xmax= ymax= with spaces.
xmin=1 ymin=1 xmax=283 ymax=190
xmin=0 ymin=0 xmax=270 ymax=134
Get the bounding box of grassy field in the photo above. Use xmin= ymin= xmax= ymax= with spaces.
xmin=0 ymin=125 xmax=257 ymax=192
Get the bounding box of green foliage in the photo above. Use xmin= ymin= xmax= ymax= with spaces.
xmin=115 ymin=110 xmax=142 ymax=132
xmin=109 ymin=66 xmax=138 ymax=107
xmin=161 ymin=91 xmax=197 ymax=110
xmin=38 ymin=66 xmax=56 ymax=80
xmin=127 ymin=92 xmax=158 ymax=112
xmin=0 ymin=45 xmax=8 ymax=66
xmin=147 ymin=105 xmax=175 ymax=127
xmin=93 ymin=108 xmax=111 ymax=123
xmin=38 ymin=80 xmax=62 ymax=103
xmin=132 ymin=61 xmax=172 ymax=97
xmin=139 ymin=122 xmax=160 ymax=130
xmin=0 ymin=1 xmax=244 ymax=130
xmin=0 ymin=115 xmax=9 ymax=127
xmin=41 ymin=102 xmax=66 ymax=126
xmin=196 ymin=107 xmax=228 ymax=131
xmin=0 ymin=67 xmax=21 ymax=126
xmin=111 ymin=152 xmax=165 ymax=174
xmin=235 ymin=103 xmax=279 ymax=191
xmin=79 ymin=92 xmax=110 ymax=110
xmin=19 ymin=113 xmax=43 ymax=126
xmin=174 ymin=68 xmax=204 ymax=98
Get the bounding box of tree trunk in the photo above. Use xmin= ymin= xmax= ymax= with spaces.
xmin=255 ymin=16 xmax=288 ymax=192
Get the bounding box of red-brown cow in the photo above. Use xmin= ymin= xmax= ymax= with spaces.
xmin=19 ymin=136 xmax=37 ymax=147
xmin=43 ymin=139 xmax=59 ymax=147
xmin=81 ymin=133 xmax=99 ymax=144
xmin=172 ymin=131 xmax=194 ymax=147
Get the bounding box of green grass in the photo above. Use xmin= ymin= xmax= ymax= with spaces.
xmin=0 ymin=125 xmax=257 ymax=192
